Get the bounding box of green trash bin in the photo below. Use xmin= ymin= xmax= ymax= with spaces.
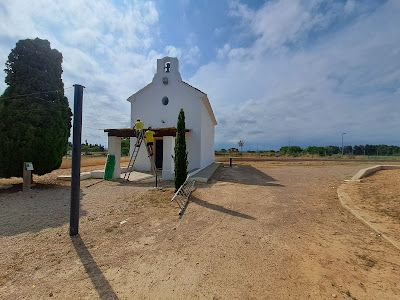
xmin=104 ymin=154 xmax=116 ymax=180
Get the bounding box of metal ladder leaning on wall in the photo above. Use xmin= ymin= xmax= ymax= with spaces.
xmin=124 ymin=131 xmax=159 ymax=181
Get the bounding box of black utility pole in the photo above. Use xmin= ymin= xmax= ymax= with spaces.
xmin=70 ymin=84 xmax=84 ymax=236
xmin=341 ymin=132 xmax=346 ymax=155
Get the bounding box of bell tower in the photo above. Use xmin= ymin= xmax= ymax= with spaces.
xmin=154 ymin=57 xmax=182 ymax=82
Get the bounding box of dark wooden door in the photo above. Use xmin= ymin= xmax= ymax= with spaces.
xmin=155 ymin=139 xmax=163 ymax=169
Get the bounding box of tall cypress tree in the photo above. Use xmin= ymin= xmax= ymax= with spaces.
xmin=174 ymin=108 xmax=188 ymax=191
xmin=0 ymin=38 xmax=72 ymax=177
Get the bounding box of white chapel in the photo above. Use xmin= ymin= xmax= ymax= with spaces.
xmin=105 ymin=57 xmax=217 ymax=180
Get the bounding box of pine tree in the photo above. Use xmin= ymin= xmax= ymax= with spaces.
xmin=174 ymin=109 xmax=188 ymax=191
xmin=0 ymin=38 xmax=72 ymax=177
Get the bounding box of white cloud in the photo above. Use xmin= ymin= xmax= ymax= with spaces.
xmin=0 ymin=0 xmax=161 ymax=146
xmin=344 ymin=0 xmax=356 ymax=14
xmin=184 ymin=45 xmax=200 ymax=65
xmin=192 ymin=0 xmax=400 ymax=149
xmin=229 ymin=0 xmax=373 ymax=55
xmin=64 ymin=28 xmax=100 ymax=48
xmin=214 ymin=27 xmax=224 ymax=36
xmin=1 ymin=0 xmax=399 ymax=151
xmin=164 ymin=45 xmax=182 ymax=58
xmin=163 ymin=44 xmax=200 ymax=66
xmin=217 ymin=44 xmax=230 ymax=59
xmin=228 ymin=1 xmax=254 ymax=22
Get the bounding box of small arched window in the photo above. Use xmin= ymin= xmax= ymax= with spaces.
xmin=162 ymin=96 xmax=169 ymax=105
xmin=164 ymin=61 xmax=171 ymax=73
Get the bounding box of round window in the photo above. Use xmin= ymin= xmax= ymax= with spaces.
xmin=162 ymin=96 xmax=169 ymax=105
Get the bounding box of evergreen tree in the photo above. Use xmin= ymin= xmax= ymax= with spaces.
xmin=121 ymin=138 xmax=130 ymax=156
xmin=0 ymin=38 xmax=72 ymax=177
xmin=174 ymin=109 xmax=188 ymax=191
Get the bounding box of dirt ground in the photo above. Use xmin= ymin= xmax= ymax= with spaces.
xmin=341 ymin=169 xmax=400 ymax=250
xmin=1 ymin=161 xmax=399 ymax=299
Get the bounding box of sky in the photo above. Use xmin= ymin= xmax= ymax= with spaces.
xmin=0 ymin=0 xmax=399 ymax=151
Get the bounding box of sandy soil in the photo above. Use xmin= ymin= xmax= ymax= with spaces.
xmin=341 ymin=169 xmax=400 ymax=250
xmin=0 ymin=161 xmax=399 ymax=299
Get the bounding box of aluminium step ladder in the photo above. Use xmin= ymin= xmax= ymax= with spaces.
xmin=124 ymin=131 xmax=160 ymax=181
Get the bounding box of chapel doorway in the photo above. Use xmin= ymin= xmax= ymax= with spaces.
xmin=155 ymin=139 xmax=163 ymax=169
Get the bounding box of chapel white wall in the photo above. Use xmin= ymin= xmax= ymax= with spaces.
xmin=128 ymin=56 xmax=215 ymax=176
xmin=129 ymin=136 xmax=151 ymax=172
xmin=108 ymin=136 xmax=121 ymax=179
xmin=200 ymin=103 xmax=215 ymax=168
xmin=130 ymin=82 xmax=203 ymax=171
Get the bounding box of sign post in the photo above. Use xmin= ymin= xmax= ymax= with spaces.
xmin=23 ymin=162 xmax=34 ymax=192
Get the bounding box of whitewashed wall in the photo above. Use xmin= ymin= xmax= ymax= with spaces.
xmin=200 ymin=101 xmax=215 ymax=168
xmin=129 ymin=136 xmax=151 ymax=172
xmin=128 ymin=57 xmax=215 ymax=176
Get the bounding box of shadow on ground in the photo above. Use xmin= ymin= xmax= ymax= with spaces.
xmin=71 ymin=235 xmax=119 ymax=300
xmin=111 ymin=177 xmax=173 ymax=189
xmin=207 ymin=164 xmax=285 ymax=187
xmin=0 ymin=184 xmax=87 ymax=236
xmin=184 ymin=195 xmax=256 ymax=220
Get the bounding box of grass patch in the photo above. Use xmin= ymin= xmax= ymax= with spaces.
xmin=356 ymin=254 xmax=377 ymax=269
xmin=145 ymin=188 xmax=175 ymax=207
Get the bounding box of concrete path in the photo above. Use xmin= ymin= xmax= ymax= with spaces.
xmin=191 ymin=162 xmax=221 ymax=183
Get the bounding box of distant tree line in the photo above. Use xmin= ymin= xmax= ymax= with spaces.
xmin=68 ymin=141 xmax=105 ymax=153
xmin=68 ymin=138 xmax=135 ymax=156
xmin=217 ymin=144 xmax=400 ymax=157
xmin=82 ymin=143 xmax=105 ymax=153
xmin=285 ymin=144 xmax=400 ymax=156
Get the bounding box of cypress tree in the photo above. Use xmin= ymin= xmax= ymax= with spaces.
xmin=0 ymin=38 xmax=72 ymax=177
xmin=174 ymin=108 xmax=188 ymax=191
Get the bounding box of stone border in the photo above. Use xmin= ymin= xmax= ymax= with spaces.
xmin=57 ymin=167 xmax=157 ymax=182
xmin=351 ymin=165 xmax=400 ymax=181
xmin=57 ymin=167 xmax=129 ymax=181
xmin=58 ymin=172 xmax=92 ymax=181
xmin=338 ymin=165 xmax=400 ymax=250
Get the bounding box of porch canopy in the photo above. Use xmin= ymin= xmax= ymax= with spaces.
xmin=104 ymin=127 xmax=190 ymax=138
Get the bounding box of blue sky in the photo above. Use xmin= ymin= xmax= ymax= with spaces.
xmin=0 ymin=0 xmax=399 ymax=151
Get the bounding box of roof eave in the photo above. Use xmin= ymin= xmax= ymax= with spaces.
xmin=127 ymin=82 xmax=152 ymax=102
xmin=201 ymin=95 xmax=217 ymax=126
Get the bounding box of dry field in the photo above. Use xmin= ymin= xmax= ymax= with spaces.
xmin=60 ymin=155 xmax=130 ymax=169
xmin=0 ymin=160 xmax=399 ymax=299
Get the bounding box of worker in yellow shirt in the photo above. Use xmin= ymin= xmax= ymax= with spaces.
xmin=133 ymin=119 xmax=144 ymax=137
xmin=144 ymin=126 xmax=155 ymax=156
